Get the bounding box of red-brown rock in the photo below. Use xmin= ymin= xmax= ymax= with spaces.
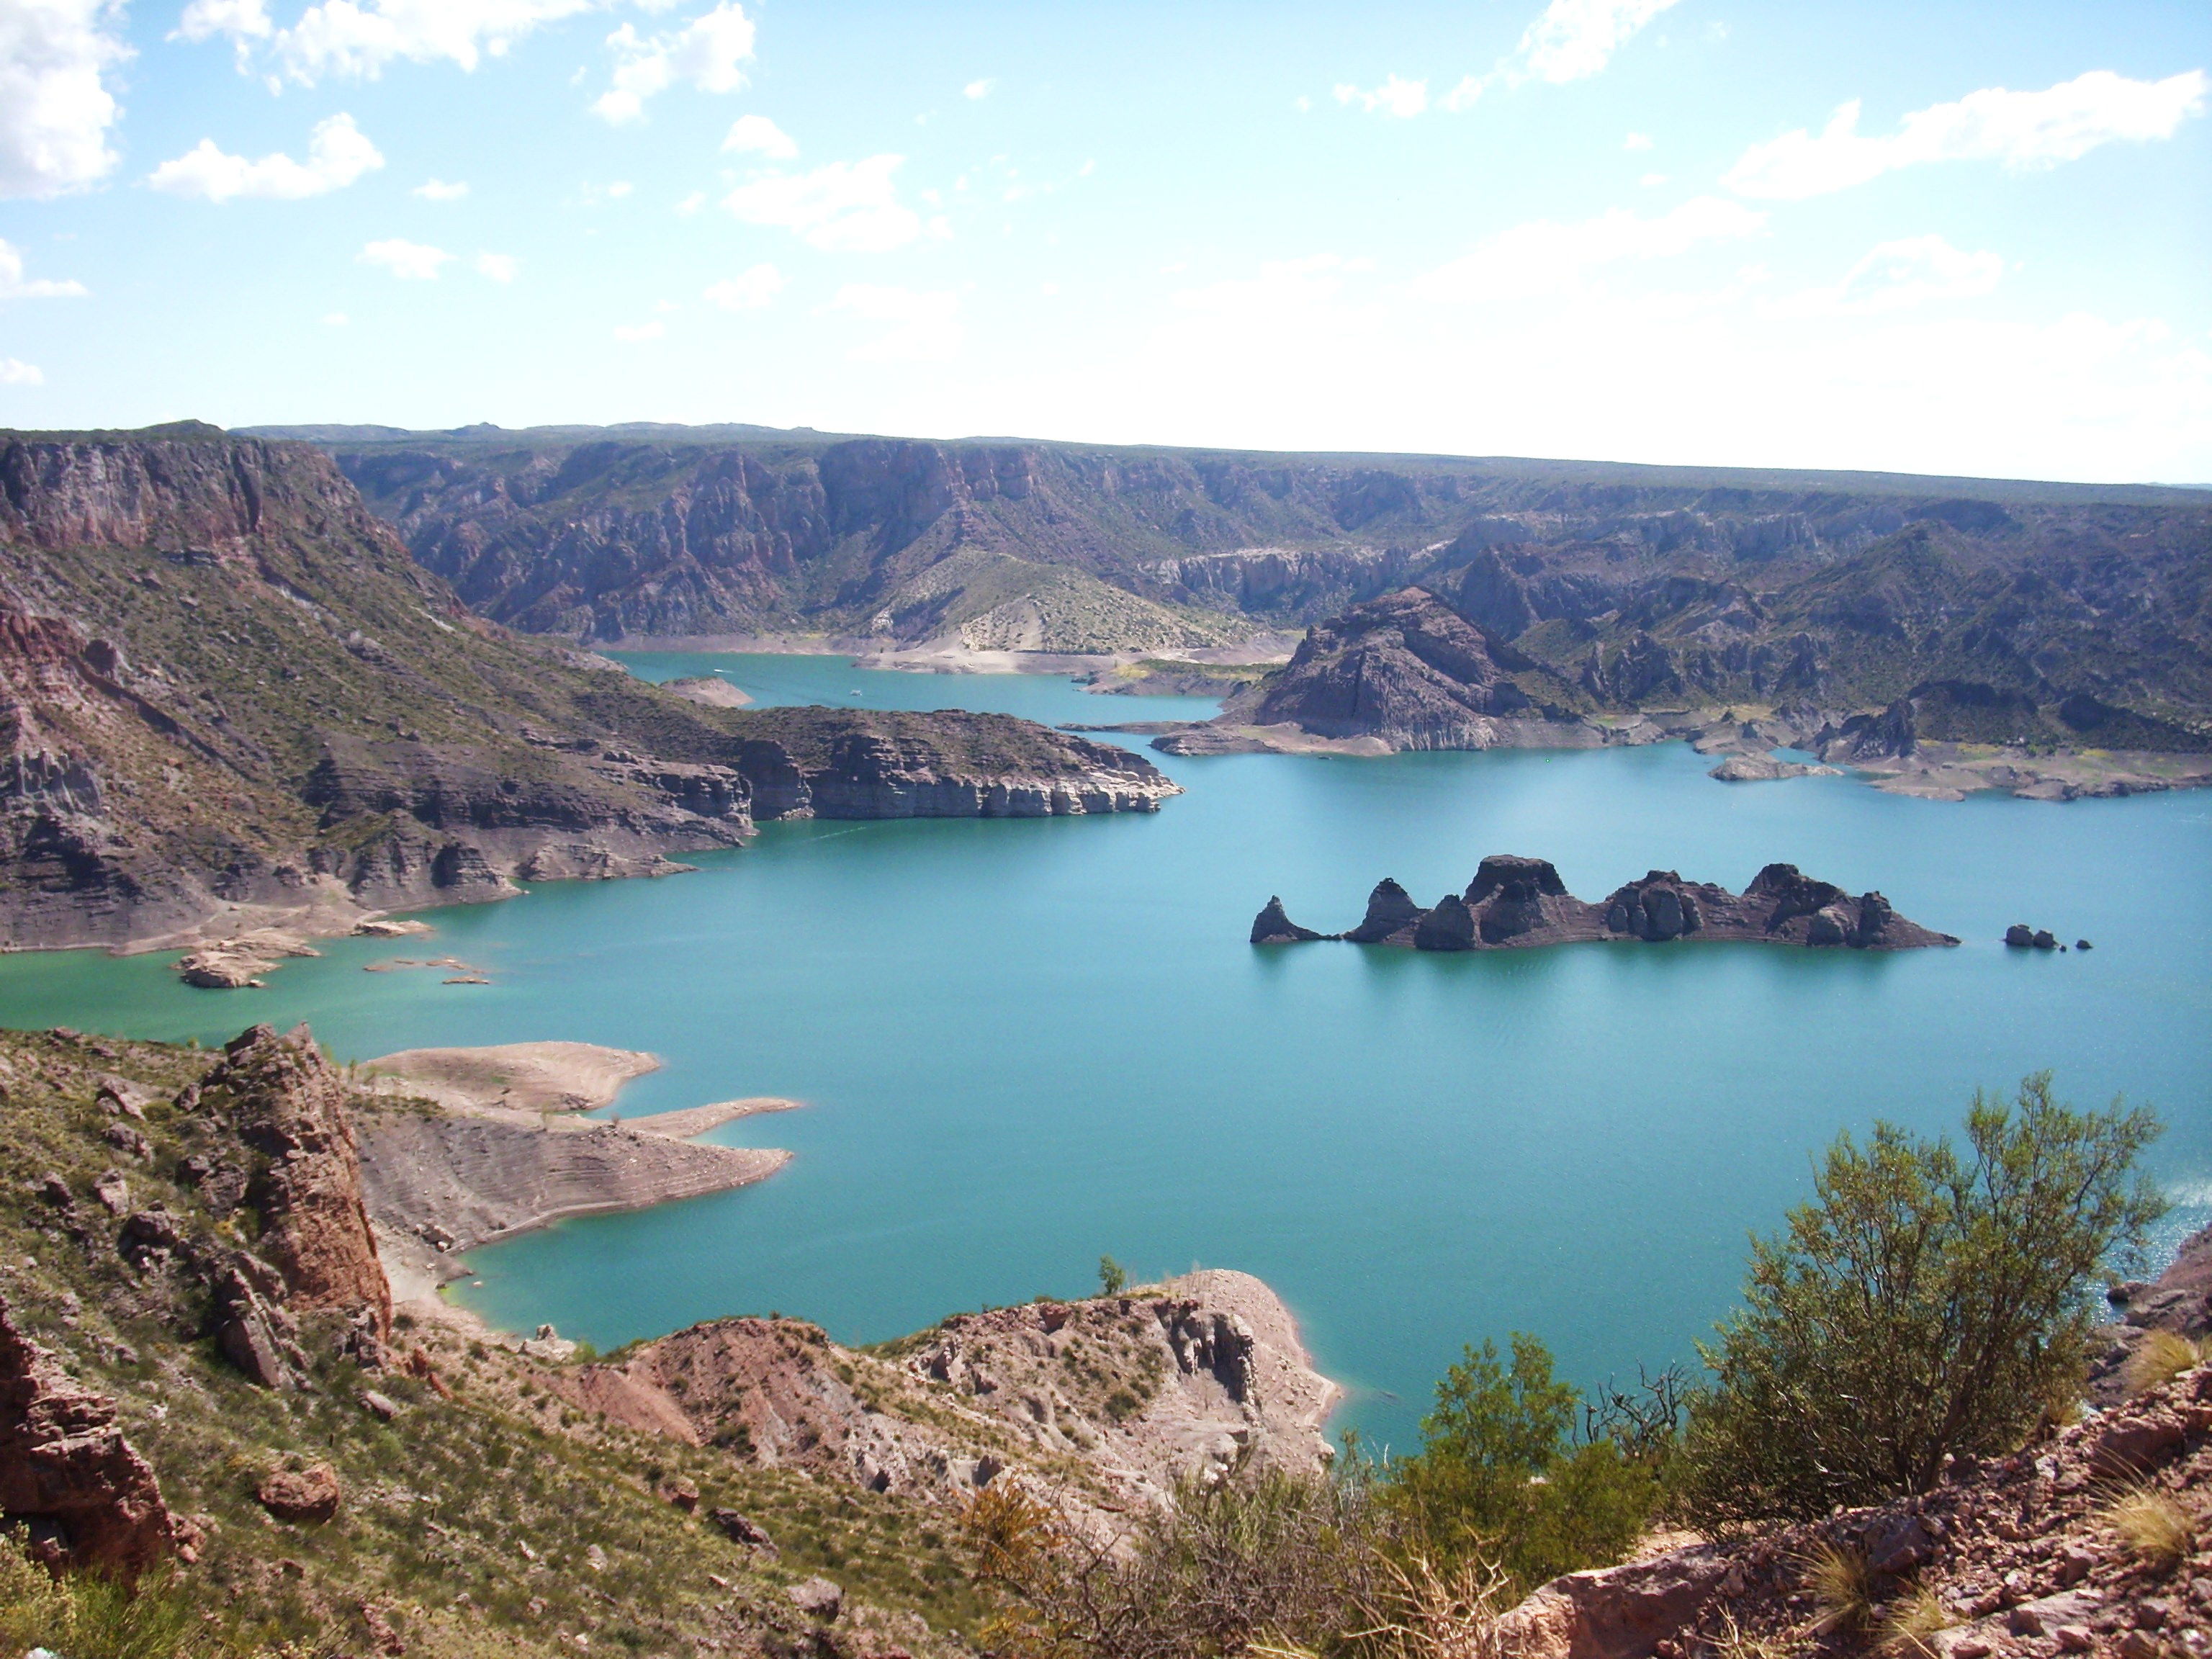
xmin=256 ymin=1462 xmax=342 ymax=1523
xmin=1496 ymin=1546 xmax=1732 ymax=1659
xmin=0 ymin=1292 xmax=179 ymax=1579
xmin=203 ymin=1025 xmax=392 ymax=1335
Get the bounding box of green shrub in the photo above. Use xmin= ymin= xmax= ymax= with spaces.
xmin=1679 ymin=1074 xmax=2165 ymax=1524
xmin=1382 ymin=1334 xmax=1660 ymax=1591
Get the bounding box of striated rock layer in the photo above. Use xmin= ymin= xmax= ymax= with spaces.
xmin=1258 ymin=855 xmax=1956 ymax=953
xmin=0 ymin=423 xmax=1177 ymax=952
xmin=557 ymin=1269 xmax=1338 ymax=1524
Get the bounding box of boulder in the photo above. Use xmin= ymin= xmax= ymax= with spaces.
xmin=789 ymin=1576 xmax=844 ymax=1622
xmin=256 ymin=1462 xmax=342 ymax=1524
xmin=2005 ymin=924 xmax=2035 ymax=947
xmin=2031 ymin=930 xmax=2059 ymax=950
xmin=709 ymin=1508 xmax=775 ymax=1550
xmin=1497 ymin=1543 xmax=1732 ymax=1659
xmin=91 ymin=1170 xmax=130 ymax=1215
xmin=1344 ymin=877 xmax=1424 ymax=944
xmin=1249 ymin=896 xmax=1322 ymax=945
xmin=2088 ymin=1413 xmax=2186 ymax=1479
xmin=1413 ymin=894 xmax=1477 ymax=951
xmin=1604 ymin=873 xmax=1704 ymax=942
xmin=0 ymin=1291 xmax=180 ymax=1579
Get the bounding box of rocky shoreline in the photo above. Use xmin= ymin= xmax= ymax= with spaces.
xmin=1255 ymin=855 xmax=1958 ymax=952
xmin=350 ymin=1043 xmax=801 ymax=1284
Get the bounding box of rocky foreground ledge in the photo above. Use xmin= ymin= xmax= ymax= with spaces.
xmin=1255 ymin=855 xmax=1957 ymax=952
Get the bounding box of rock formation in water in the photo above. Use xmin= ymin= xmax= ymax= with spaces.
xmin=1252 ymin=855 xmax=1956 ymax=951
xmin=1215 ymin=589 xmax=1589 ymax=751
xmin=0 ymin=423 xmax=1179 ymax=951
xmin=1251 ymin=896 xmax=1321 ymax=944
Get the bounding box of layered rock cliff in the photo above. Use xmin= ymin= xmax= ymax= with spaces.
xmin=559 ymin=1268 xmax=1338 ymax=1521
xmin=0 ymin=424 xmax=1177 ymax=948
xmin=274 ymin=424 xmax=2212 ymax=755
xmin=1259 ymin=855 xmax=1956 ymax=952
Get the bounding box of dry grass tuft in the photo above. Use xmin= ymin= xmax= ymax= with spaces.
xmin=1331 ymin=1551 xmax=1511 ymax=1659
xmin=1802 ymin=1543 xmax=1874 ymax=1637
xmin=2103 ymin=1486 xmax=2196 ymax=1572
xmin=1709 ymin=1606 xmax=1798 ymax=1659
xmin=1876 ymin=1586 xmax=1954 ymax=1658
xmin=2121 ymin=1331 xmax=2207 ymax=1396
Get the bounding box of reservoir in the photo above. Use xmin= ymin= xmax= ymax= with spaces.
xmin=4 ymin=652 xmax=2206 ymax=1449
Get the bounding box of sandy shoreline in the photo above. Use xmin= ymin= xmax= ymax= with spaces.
xmin=354 ymin=1042 xmax=802 ymax=1323
xmin=362 ymin=1040 xmax=664 ymax=1115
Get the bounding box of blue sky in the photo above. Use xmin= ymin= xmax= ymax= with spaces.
xmin=1 ymin=0 xmax=2207 ymax=480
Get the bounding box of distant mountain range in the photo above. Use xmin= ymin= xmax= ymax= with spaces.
xmin=243 ymin=421 xmax=2212 ymax=752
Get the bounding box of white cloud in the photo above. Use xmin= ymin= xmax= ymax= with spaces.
xmin=148 ymin=112 xmax=384 ymax=202
xmin=1445 ymin=0 xmax=1678 ymax=107
xmin=594 ymin=1 xmax=755 ymax=123
xmin=723 ymin=156 xmax=926 ymax=253
xmin=0 ymin=0 xmax=130 ymax=199
xmin=187 ymin=0 xmax=601 ymax=83
xmin=673 ymin=189 xmax=704 ymax=215
xmin=1334 ymin=75 xmax=1428 ymax=117
xmin=473 ymin=251 xmax=519 ymax=282
xmin=414 ymin=176 xmax=468 ymax=199
xmin=1623 ymin=130 xmax=1653 ymax=150
xmin=1768 ymin=235 xmax=2005 ymax=317
xmin=359 ymin=237 xmax=451 ymax=279
xmin=1411 ymin=195 xmax=1766 ymax=302
xmin=962 ymin=77 xmax=992 ymax=99
xmin=322 ymin=310 xmax=348 ymax=325
xmin=580 ymin=179 xmax=633 ymax=204
xmin=826 ymin=283 xmax=959 ymax=361
xmin=0 ymin=356 xmax=43 ymax=385
xmin=722 ymin=112 xmax=796 ymax=158
xmin=1514 ymin=0 xmax=1678 ymax=84
xmin=703 ymin=264 xmax=783 ymax=310
xmin=0 ymin=238 xmax=88 ymax=299
xmin=1727 ymin=69 xmax=2210 ymax=199
xmin=613 ymin=318 xmax=664 ymax=342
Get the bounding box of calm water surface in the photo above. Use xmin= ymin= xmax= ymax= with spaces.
xmin=4 ymin=652 xmax=2206 ymax=1449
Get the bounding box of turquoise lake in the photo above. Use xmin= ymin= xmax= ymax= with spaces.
xmin=5 ymin=651 xmax=2208 ymax=1451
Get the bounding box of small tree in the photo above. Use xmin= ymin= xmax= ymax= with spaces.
xmin=1098 ymin=1255 xmax=1128 ymax=1297
xmin=1680 ymin=1074 xmax=2165 ymax=1525
xmin=1385 ymin=1335 xmax=1658 ymax=1591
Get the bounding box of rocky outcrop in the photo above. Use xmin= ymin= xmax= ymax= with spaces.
xmin=1251 ymin=896 xmax=1321 ymax=944
xmin=199 ymin=1025 xmax=392 ymax=1334
xmin=0 ymin=1291 xmax=181 ymax=1579
xmin=1499 ymin=1363 xmax=2212 ymax=1659
xmin=557 ymin=1270 xmax=1338 ymax=1522
xmin=1257 ymin=856 xmax=1956 ymax=952
xmin=731 ymin=714 xmax=1180 ymax=819
xmin=1219 ymin=590 xmax=1584 ymax=751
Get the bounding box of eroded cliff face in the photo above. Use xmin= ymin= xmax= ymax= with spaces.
xmin=558 ymin=1269 xmax=1337 ymax=1523
xmin=0 ymin=425 xmax=1179 ymax=949
xmin=309 ymin=428 xmax=2211 ymax=753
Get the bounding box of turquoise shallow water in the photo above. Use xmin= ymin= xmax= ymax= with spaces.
xmin=4 ymin=653 xmax=2207 ymax=1450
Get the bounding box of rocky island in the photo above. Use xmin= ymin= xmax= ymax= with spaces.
xmin=1254 ymin=855 xmax=1958 ymax=951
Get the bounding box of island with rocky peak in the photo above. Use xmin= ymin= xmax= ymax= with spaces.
xmin=1252 ymin=854 xmax=1959 ymax=952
